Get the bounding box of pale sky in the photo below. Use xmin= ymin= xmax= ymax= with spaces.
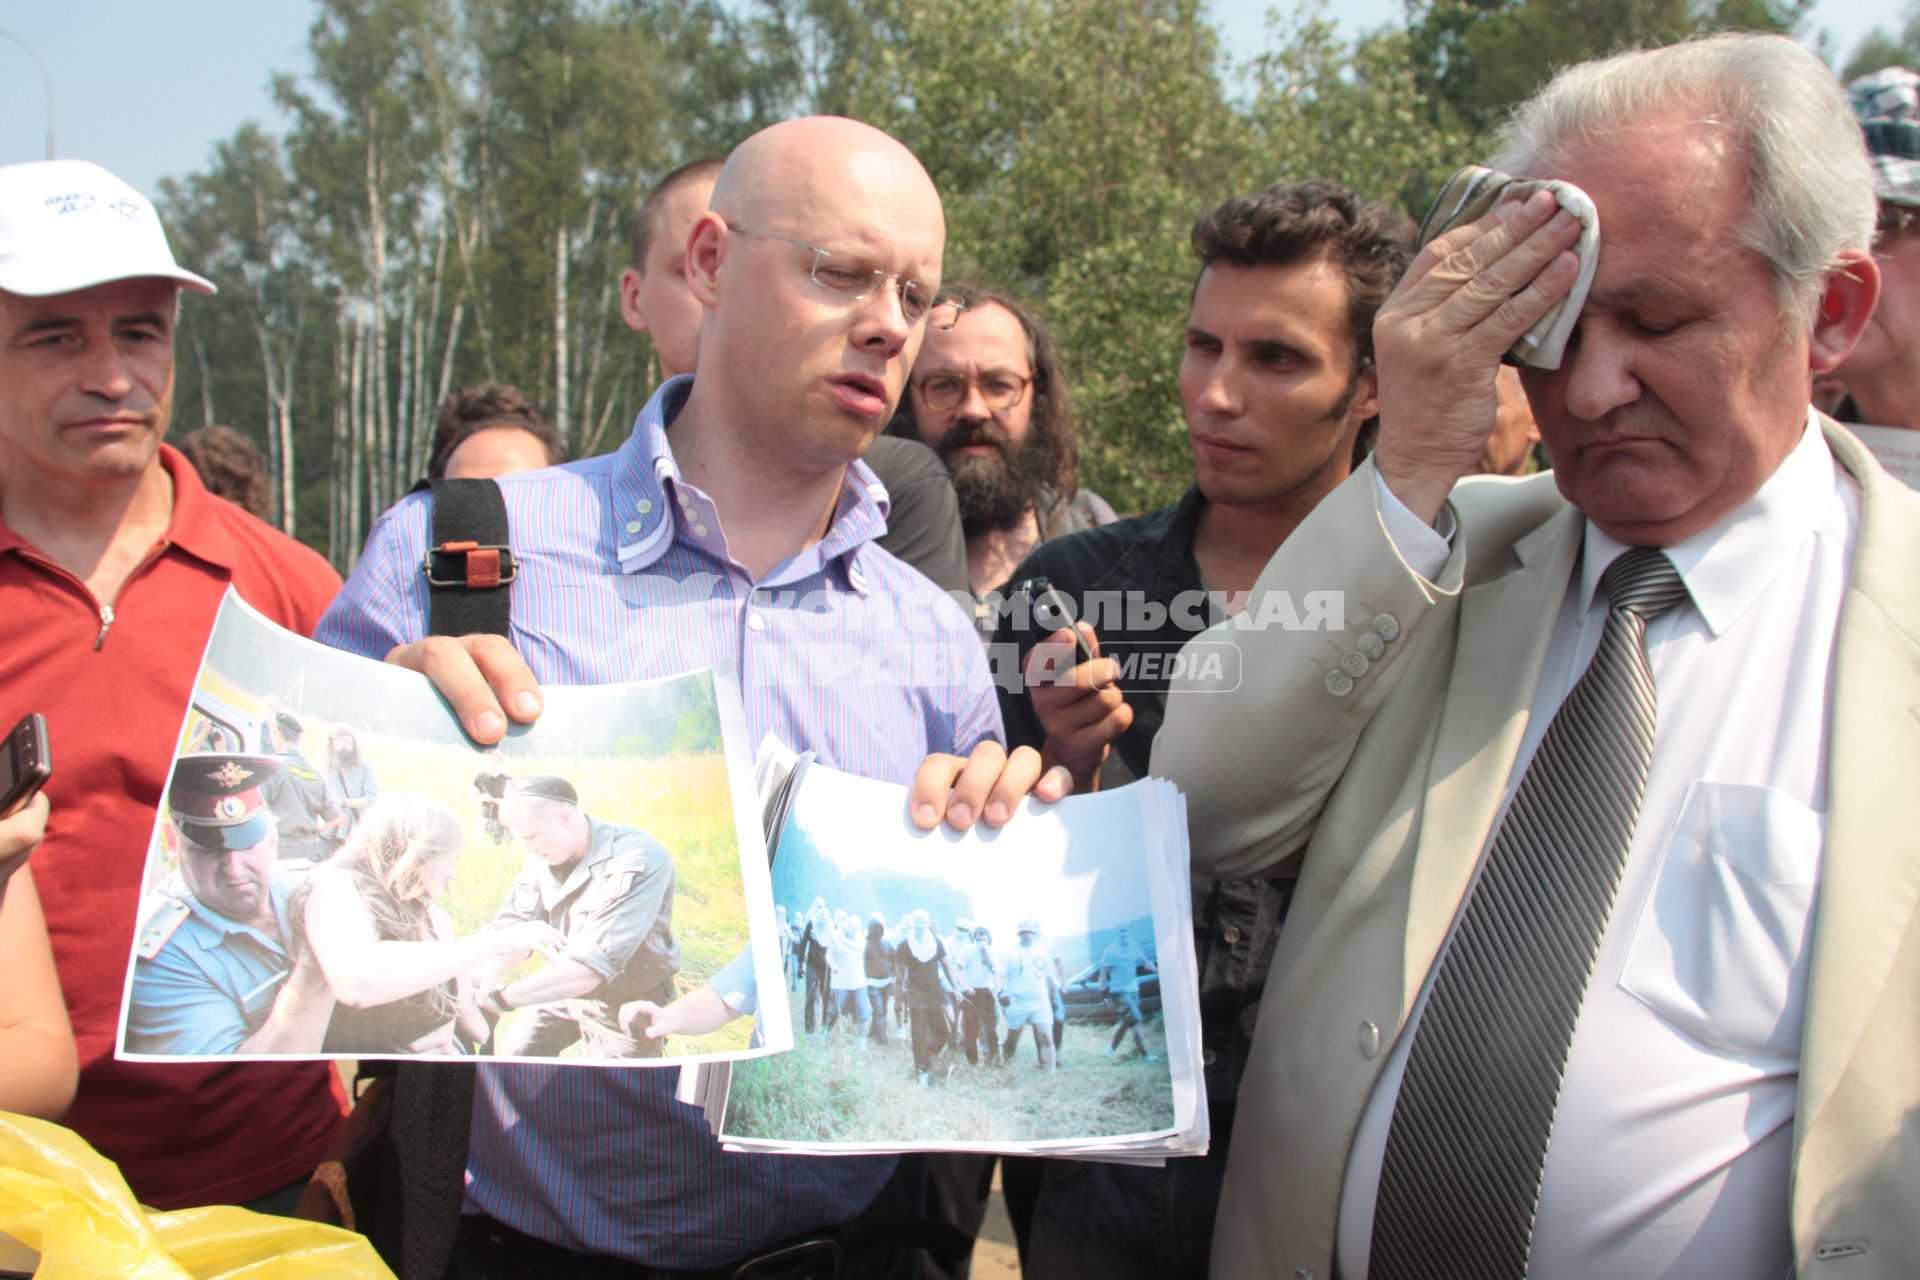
xmin=0 ymin=0 xmax=1904 ymax=198
xmin=778 ymin=766 xmax=1160 ymax=940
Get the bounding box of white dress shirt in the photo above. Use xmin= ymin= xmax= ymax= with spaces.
xmin=1337 ymin=414 xmax=1857 ymax=1279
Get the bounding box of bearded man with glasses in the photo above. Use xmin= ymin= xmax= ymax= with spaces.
xmin=890 ymin=284 xmax=1118 ymax=600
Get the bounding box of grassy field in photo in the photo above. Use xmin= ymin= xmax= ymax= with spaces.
xmin=177 ymin=667 xmax=754 ymax=1057
xmin=723 ymin=990 xmax=1174 ymax=1143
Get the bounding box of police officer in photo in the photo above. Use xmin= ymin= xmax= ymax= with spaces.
xmin=479 ymin=774 xmax=680 ymax=1059
xmin=263 ymin=707 xmax=340 ymax=862
xmin=125 ymin=754 xmax=335 ymax=1056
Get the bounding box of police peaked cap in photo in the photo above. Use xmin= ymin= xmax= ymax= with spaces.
xmin=167 ymin=753 xmax=286 ymax=851
xmin=504 ymin=773 xmax=579 ymax=805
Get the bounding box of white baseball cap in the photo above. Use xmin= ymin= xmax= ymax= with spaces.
xmin=0 ymin=159 xmax=215 ymax=297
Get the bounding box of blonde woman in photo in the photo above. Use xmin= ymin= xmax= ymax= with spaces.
xmin=294 ymin=791 xmax=561 ymax=1055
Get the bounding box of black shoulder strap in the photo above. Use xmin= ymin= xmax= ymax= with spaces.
xmin=383 ymin=478 xmax=511 ymax=1277
xmin=420 ymin=477 xmax=516 ymax=638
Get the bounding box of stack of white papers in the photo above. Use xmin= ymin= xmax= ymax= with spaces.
xmin=684 ymin=749 xmax=1208 ymax=1163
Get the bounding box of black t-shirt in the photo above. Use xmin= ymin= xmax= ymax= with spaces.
xmin=866 ymin=435 xmax=970 ymax=599
xmin=899 ymin=935 xmax=949 ymax=1011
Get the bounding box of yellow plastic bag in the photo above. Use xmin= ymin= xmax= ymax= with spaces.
xmin=0 ymin=1111 xmax=394 ymax=1279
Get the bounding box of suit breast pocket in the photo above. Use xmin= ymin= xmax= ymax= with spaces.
xmin=1618 ymin=781 xmax=1824 ymax=1064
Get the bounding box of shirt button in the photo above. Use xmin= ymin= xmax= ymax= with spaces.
xmin=625 ymin=520 xmax=642 ymax=534
xmin=637 ymin=499 xmax=653 ymax=514
xmin=747 ymin=613 xmax=765 ymax=632
xmin=1202 ymin=1048 xmax=1218 ymax=1067
xmin=1359 ymin=1021 xmax=1381 ymax=1059
xmin=1373 ymin=613 xmax=1400 ymax=642
xmin=1341 ymin=651 xmax=1370 ymax=678
xmin=1357 ymin=631 xmax=1385 ymax=660
xmin=1324 ymin=670 xmax=1354 ymax=697
xmin=1223 ymin=925 xmax=1241 ymax=945
xmin=694 ymin=523 xmax=710 ymax=539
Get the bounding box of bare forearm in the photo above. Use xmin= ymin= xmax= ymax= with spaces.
xmin=323 ymin=933 xmax=515 ymax=1008
xmin=237 ymin=967 xmax=335 ymax=1054
xmin=502 ymin=956 xmax=603 ymax=1005
xmin=0 ymin=869 xmax=75 ymax=1119
xmin=0 ymin=1024 xmax=77 ymax=1119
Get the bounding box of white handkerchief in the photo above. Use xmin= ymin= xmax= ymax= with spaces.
xmin=1417 ymin=165 xmax=1600 ymax=370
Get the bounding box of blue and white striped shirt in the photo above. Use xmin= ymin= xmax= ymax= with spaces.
xmin=316 ymin=376 xmax=1002 ymax=1266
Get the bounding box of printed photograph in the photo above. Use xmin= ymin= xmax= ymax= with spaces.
xmin=722 ymin=765 xmax=1178 ymax=1148
xmin=116 ymin=590 xmax=784 ymax=1065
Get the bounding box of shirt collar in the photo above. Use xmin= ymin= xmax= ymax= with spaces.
xmin=1578 ymin=407 xmax=1841 ymax=636
xmin=1149 ymin=486 xmax=1209 ymax=599
xmin=611 ymin=375 xmax=891 ymax=593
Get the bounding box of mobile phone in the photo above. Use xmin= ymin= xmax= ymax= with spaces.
xmin=0 ymin=713 xmax=51 ymax=818
xmin=1016 ymin=577 xmax=1098 ymax=667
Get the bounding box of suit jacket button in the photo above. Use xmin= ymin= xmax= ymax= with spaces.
xmin=1325 ymin=670 xmax=1354 ymax=697
xmin=1357 ymin=631 xmax=1385 ymax=660
xmin=1359 ymin=1021 xmax=1381 ymax=1058
xmin=1341 ymin=651 xmax=1370 ymax=678
xmin=1373 ymin=613 xmax=1401 ymax=642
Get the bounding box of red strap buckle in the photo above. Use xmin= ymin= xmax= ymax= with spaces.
xmin=422 ymin=540 xmax=517 ymax=589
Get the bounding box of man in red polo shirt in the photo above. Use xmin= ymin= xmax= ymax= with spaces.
xmin=0 ymin=159 xmax=344 ymax=1212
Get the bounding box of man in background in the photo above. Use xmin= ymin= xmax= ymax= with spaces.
xmin=426 ymin=382 xmax=569 ymax=481
xmin=176 ymin=423 xmax=273 ymax=519
xmin=994 ymin=180 xmax=1414 ymax=1277
xmin=262 ymin=706 xmax=340 ymax=861
xmin=1832 ymin=66 xmax=1920 ymax=434
xmin=1476 ymin=365 xmax=1541 ymax=476
xmin=0 ymin=158 xmax=343 ymax=1213
xmin=893 ymin=284 xmax=1118 ymax=601
xmin=1097 ymin=924 xmax=1157 ymax=1063
xmin=999 ymin=917 xmax=1062 ymax=1074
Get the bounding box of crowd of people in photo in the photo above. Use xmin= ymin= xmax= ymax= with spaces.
xmin=4 ymin=26 xmax=1920 ymax=1280
xmin=775 ymin=900 xmax=1158 ymax=1087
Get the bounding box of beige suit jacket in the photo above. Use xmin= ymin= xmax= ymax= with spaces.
xmin=1152 ymin=421 xmax=1920 ymax=1280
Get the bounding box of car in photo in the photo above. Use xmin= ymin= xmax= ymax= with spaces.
xmin=1060 ymin=950 xmax=1161 ymax=1025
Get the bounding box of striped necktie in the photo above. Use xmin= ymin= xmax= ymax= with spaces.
xmin=1369 ymin=545 xmax=1689 ymax=1280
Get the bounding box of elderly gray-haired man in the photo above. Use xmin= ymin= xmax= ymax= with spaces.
xmin=1155 ymin=32 xmax=1917 ymax=1280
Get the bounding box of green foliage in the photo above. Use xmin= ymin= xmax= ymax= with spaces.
xmin=1404 ymin=0 xmax=1810 ymax=144
xmin=1842 ymin=3 xmax=1920 ymax=81
xmin=164 ymin=0 xmax=1829 ymax=547
xmin=725 ymin=989 xmax=1174 ymax=1141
